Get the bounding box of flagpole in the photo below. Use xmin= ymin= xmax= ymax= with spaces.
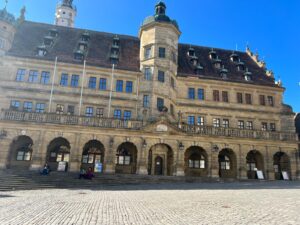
xmin=49 ymin=56 xmax=58 ymax=113
xmin=108 ymin=63 xmax=115 ymax=118
xmin=135 ymin=74 xmax=140 ymax=119
xmin=79 ymin=60 xmax=86 ymax=116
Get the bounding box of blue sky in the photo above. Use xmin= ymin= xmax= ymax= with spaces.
xmin=3 ymin=0 xmax=300 ymax=112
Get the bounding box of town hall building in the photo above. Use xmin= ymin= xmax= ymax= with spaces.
xmin=0 ymin=0 xmax=298 ymax=180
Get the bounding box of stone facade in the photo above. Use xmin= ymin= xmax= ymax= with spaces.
xmin=0 ymin=1 xmax=298 ymax=180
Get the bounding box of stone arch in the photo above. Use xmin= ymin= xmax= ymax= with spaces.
xmin=184 ymin=146 xmax=208 ymax=177
xmin=115 ymin=142 xmax=138 ymax=174
xmin=273 ymin=151 xmax=291 ymax=180
xmin=81 ymin=140 xmax=105 ymax=173
xmin=7 ymin=135 xmax=33 ymax=169
xmin=218 ymin=148 xmax=237 ymax=179
xmin=246 ymin=150 xmax=264 ymax=179
xmin=148 ymin=143 xmax=174 ymax=176
xmin=47 ymin=137 xmax=71 ymax=171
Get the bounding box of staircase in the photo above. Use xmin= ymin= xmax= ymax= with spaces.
xmin=0 ymin=169 xmax=225 ymax=191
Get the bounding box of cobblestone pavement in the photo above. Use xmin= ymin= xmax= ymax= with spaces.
xmin=0 ymin=182 xmax=300 ymax=225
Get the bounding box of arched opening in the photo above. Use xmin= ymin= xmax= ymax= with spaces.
xmin=273 ymin=152 xmax=290 ymax=180
xmin=218 ymin=148 xmax=237 ymax=179
xmin=8 ymin=135 xmax=33 ymax=169
xmin=148 ymin=144 xmax=174 ymax=176
xmin=184 ymin=146 xmax=208 ymax=177
xmin=81 ymin=140 xmax=105 ymax=173
xmin=47 ymin=137 xmax=71 ymax=171
xmin=115 ymin=142 xmax=137 ymax=174
xmin=246 ymin=150 xmax=264 ymax=179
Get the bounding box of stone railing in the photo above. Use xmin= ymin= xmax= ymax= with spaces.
xmin=177 ymin=124 xmax=298 ymax=142
xmin=0 ymin=110 xmax=144 ymax=130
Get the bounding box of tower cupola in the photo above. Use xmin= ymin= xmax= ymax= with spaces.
xmin=55 ymin=0 xmax=77 ymax=27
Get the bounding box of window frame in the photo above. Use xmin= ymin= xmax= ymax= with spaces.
xmin=71 ymin=74 xmax=79 ymax=87
xmin=188 ymin=88 xmax=195 ymax=100
xmin=40 ymin=71 xmax=50 ymax=84
xmin=114 ymin=109 xmax=122 ymax=119
xmin=85 ymin=107 xmax=94 ymax=117
xmin=213 ymin=90 xmax=220 ymax=102
xmin=88 ymin=77 xmax=97 ymax=89
xmin=36 ymin=103 xmax=45 ymax=113
xmin=158 ymin=47 xmax=166 ymax=58
xmin=16 ymin=69 xmax=26 ymax=82
xmin=116 ymin=80 xmax=123 ymax=92
xmin=143 ymin=95 xmax=150 ymax=108
xmin=125 ymin=81 xmax=133 ymax=93
xmin=198 ymin=89 xmax=205 ymax=100
xmin=28 ymin=70 xmax=39 ymax=83
xmin=23 ymin=102 xmax=33 ymax=112
xmin=158 ymin=70 xmax=165 ymax=83
xmin=99 ymin=78 xmax=107 ymax=90
xmin=60 ymin=73 xmax=69 ymax=86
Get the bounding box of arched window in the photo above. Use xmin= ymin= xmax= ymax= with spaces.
xmin=220 ymin=155 xmax=230 ymax=170
xmin=16 ymin=145 xmax=32 ymax=161
xmin=116 ymin=148 xmax=131 ymax=165
xmin=188 ymin=153 xmax=205 ymax=169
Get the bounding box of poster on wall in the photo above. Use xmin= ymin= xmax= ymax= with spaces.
xmin=57 ymin=161 xmax=67 ymax=172
xmin=282 ymin=171 xmax=289 ymax=180
xmin=94 ymin=162 xmax=102 ymax=173
xmin=256 ymin=170 xmax=264 ymax=180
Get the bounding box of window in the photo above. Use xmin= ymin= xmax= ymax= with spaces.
xmin=67 ymin=105 xmax=75 ymax=115
xmin=270 ymin=123 xmax=276 ymax=132
xmin=188 ymin=116 xmax=195 ymax=125
xmin=0 ymin=38 xmax=5 ymax=49
xmin=197 ymin=116 xmax=204 ymax=126
xmin=247 ymin=162 xmax=256 ymax=171
xmin=114 ymin=109 xmax=122 ymax=119
xmin=222 ymin=91 xmax=229 ymax=103
xmin=170 ymin=104 xmax=174 ymax=116
xmin=116 ymin=149 xmax=131 ymax=165
xmin=245 ymin=93 xmax=252 ymax=105
xmin=99 ymin=78 xmax=107 ymax=90
xmin=41 ymin=71 xmax=50 ymax=84
xmin=124 ymin=111 xmax=132 ymax=120
xmin=145 ymin=47 xmax=151 ymax=59
xmin=144 ymin=67 xmax=152 ymax=80
xmin=56 ymin=104 xmax=64 ymax=114
xmin=213 ymin=118 xmax=220 ymax=127
xmin=246 ymin=121 xmax=253 ymax=130
xmin=157 ymin=98 xmax=164 ymax=111
xmin=171 ymin=77 xmax=175 ymax=88
xmin=28 ymin=70 xmax=39 ymax=83
xmin=10 ymin=100 xmax=20 ymax=110
xmin=237 ymin=92 xmax=243 ymax=104
xmin=71 ymin=75 xmax=79 ymax=87
xmin=213 ymin=90 xmax=220 ymax=101
xmin=85 ymin=107 xmax=94 ymax=117
xmin=88 ymin=77 xmax=97 ymax=89
xmin=188 ymin=88 xmax=195 ymax=99
xmin=159 ymin=47 xmax=166 ymax=58
xmin=126 ymin=81 xmax=133 ymax=93
xmin=198 ymin=89 xmax=204 ymax=100
xmin=220 ymin=156 xmax=230 ymax=170
xmin=171 ymin=51 xmax=177 ymax=63
xmin=143 ymin=95 xmax=150 ymax=108
xmin=96 ymin=108 xmax=104 ymax=118
xmin=267 ymin=96 xmax=274 ymax=107
xmin=23 ymin=102 xmax=33 ymax=112
xmin=261 ymin=122 xmax=268 ymax=131
xmin=259 ymin=95 xmax=266 ymax=106
xmin=238 ymin=120 xmax=245 ymax=129
xmin=223 ymin=119 xmax=229 ymax=128
xmin=188 ymin=154 xmax=205 ymax=169
xmin=36 ymin=103 xmax=45 ymax=113
xmin=60 ymin=73 xmax=68 ymax=86
xmin=16 ymin=151 xmax=31 ymax=161
xmin=16 ymin=69 xmax=26 ymax=82
xmin=116 ymin=80 xmax=123 ymax=92
xmin=158 ymin=70 xmax=165 ymax=83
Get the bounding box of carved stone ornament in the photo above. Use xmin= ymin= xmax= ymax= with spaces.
xmin=156 ymin=124 xmax=168 ymax=132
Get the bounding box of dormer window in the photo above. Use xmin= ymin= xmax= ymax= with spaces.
xmin=195 ymin=64 xmax=203 ymax=75
xmin=37 ymin=45 xmax=47 ymax=57
xmin=244 ymin=68 xmax=252 ymax=81
xmin=78 ymin=41 xmax=88 ymax=51
xmin=110 ymin=49 xmax=119 ymax=64
xmin=190 ymin=55 xmax=198 ymax=66
xmin=209 ymin=49 xmax=217 ymax=60
xmin=236 ymin=60 xmax=245 ymax=71
xmin=230 ymin=52 xmax=239 ymax=62
xmin=112 ymin=36 xmax=120 ymax=48
xmin=49 ymin=29 xmax=58 ymax=38
xmin=220 ymin=66 xmax=228 ymax=79
xmin=81 ymin=32 xmax=90 ymax=42
xmin=213 ymin=57 xmax=222 ymax=69
xmin=188 ymin=47 xmax=195 ymax=57
xmin=44 ymin=36 xmax=54 ymax=46
xmin=74 ymin=50 xmax=84 ymax=61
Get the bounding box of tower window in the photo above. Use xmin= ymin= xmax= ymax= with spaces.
xmin=144 ymin=67 xmax=152 ymax=80
xmin=159 ymin=47 xmax=166 ymax=58
xmin=157 ymin=98 xmax=164 ymax=111
xmin=144 ymin=47 xmax=151 ymax=59
xmin=143 ymin=95 xmax=150 ymax=108
xmin=158 ymin=71 xmax=165 ymax=83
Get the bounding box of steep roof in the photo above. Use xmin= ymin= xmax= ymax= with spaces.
xmin=7 ymin=21 xmax=276 ymax=86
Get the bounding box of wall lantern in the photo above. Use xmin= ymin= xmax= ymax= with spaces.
xmin=142 ymin=139 xmax=147 ymax=149
xmin=109 ymin=137 xmax=114 ymax=147
xmin=0 ymin=130 xmax=7 ymax=139
xmin=212 ymin=144 xmax=219 ymax=152
xmin=179 ymin=142 xmax=185 ymax=151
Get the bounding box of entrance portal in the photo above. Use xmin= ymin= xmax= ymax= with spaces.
xmin=218 ymin=148 xmax=237 ymax=179
xmin=273 ymin=152 xmax=290 ymax=180
xmin=246 ymin=150 xmax=264 ymax=179
xmin=47 ymin=137 xmax=70 ymax=171
xmin=115 ymin=142 xmax=137 ymax=174
xmin=81 ymin=140 xmax=105 ymax=173
xmin=154 ymin=156 xmax=163 ymax=175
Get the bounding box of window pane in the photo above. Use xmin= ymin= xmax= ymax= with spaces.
xmin=200 ymin=160 xmax=205 ymax=169
xmin=88 ymin=77 xmax=97 ymax=89
xmin=16 ymin=69 xmax=26 ymax=82
xmin=99 ymin=78 xmax=107 ymax=90
xmin=213 ymin=90 xmax=219 ymax=101
xmin=118 ymin=156 xmax=124 ymax=164
xmin=126 ymin=81 xmax=133 ymax=93
xmin=189 ymin=160 xmax=193 ymax=168
xmin=124 ymin=156 xmax=131 ymax=165
xmin=198 ymin=89 xmax=204 ymax=100
xmin=143 ymin=95 xmax=150 ymax=108
xmin=24 ymin=102 xmax=33 ymax=112
xmin=194 ymin=160 xmax=200 ymax=168
xmin=114 ymin=109 xmax=122 ymax=119
xmin=10 ymin=100 xmax=20 ymax=110
xmin=82 ymin=155 xmax=88 ymax=163
xmin=116 ymin=80 xmax=123 ymax=92
xmin=188 ymin=88 xmax=195 ymax=99
xmin=36 ymin=103 xmax=45 ymax=113
xmin=158 ymin=71 xmax=165 ymax=83
xmin=71 ymin=75 xmax=79 ymax=87
xmin=188 ymin=116 xmax=195 ymax=125
xmin=96 ymin=108 xmax=104 ymax=118
xmin=28 ymin=70 xmax=39 ymax=83
xmin=60 ymin=73 xmax=68 ymax=86
xmin=56 ymin=153 xmax=63 ymax=162
xmin=41 ymin=71 xmax=50 ymax=84
xmin=85 ymin=107 xmax=94 ymax=117
xmin=159 ymin=47 xmax=165 ymax=58
xmin=17 ymin=151 xmax=24 ymax=161
xmin=157 ymin=98 xmax=164 ymax=111
xmin=88 ymin=155 xmax=94 ymax=163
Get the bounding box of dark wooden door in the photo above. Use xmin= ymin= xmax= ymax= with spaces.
xmin=154 ymin=156 xmax=163 ymax=175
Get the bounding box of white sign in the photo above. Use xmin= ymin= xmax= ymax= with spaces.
xmin=282 ymin=171 xmax=289 ymax=180
xmin=156 ymin=124 xmax=168 ymax=132
xmin=256 ymin=170 xmax=264 ymax=180
xmin=57 ymin=161 xmax=67 ymax=172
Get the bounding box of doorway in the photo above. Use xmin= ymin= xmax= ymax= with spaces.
xmin=154 ymin=156 xmax=163 ymax=175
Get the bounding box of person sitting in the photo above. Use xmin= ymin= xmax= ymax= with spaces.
xmin=85 ymin=167 xmax=94 ymax=180
xmin=40 ymin=163 xmax=50 ymax=175
xmin=78 ymin=167 xmax=86 ymax=179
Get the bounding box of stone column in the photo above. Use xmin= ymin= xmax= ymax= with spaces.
xmin=0 ymin=138 xmax=10 ymax=169
xmin=104 ymin=138 xmax=115 ymax=174
xmin=176 ymin=144 xmax=184 ymax=176
xmin=237 ymin=145 xmax=247 ymax=180
xmin=210 ymin=144 xmax=219 ymax=178
xmin=69 ymin=133 xmax=81 ymax=172
xmin=30 ymin=131 xmax=45 ymax=171
xmin=137 ymin=140 xmax=148 ymax=175
xmin=289 ymin=149 xmax=298 ymax=180
xmin=265 ymin=146 xmax=275 ymax=180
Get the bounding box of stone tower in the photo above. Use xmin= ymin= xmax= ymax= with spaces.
xmin=55 ymin=0 xmax=76 ymax=27
xmin=138 ymin=1 xmax=181 ymax=121
xmin=0 ymin=1 xmax=18 ymax=56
